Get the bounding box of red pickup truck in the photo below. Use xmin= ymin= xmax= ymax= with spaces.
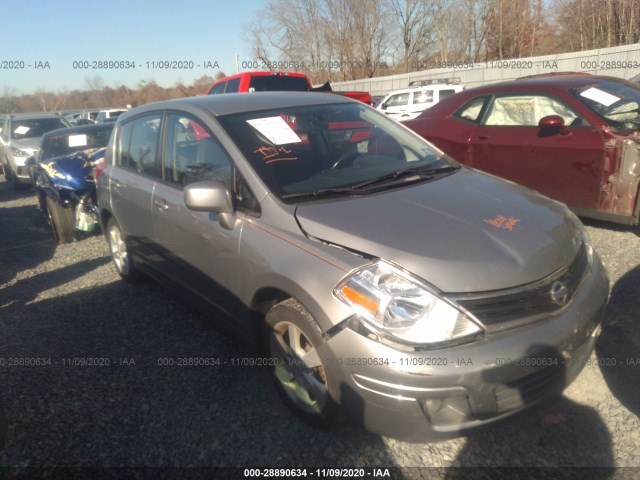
xmin=207 ymin=71 xmax=372 ymax=105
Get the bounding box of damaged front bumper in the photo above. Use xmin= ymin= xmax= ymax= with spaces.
xmin=323 ymin=252 xmax=609 ymax=442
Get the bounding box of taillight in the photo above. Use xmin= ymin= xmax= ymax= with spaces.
xmin=94 ymin=162 xmax=107 ymax=181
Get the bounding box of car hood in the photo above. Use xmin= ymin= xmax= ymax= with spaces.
xmin=11 ymin=137 xmax=41 ymax=153
xmin=294 ymin=168 xmax=582 ymax=293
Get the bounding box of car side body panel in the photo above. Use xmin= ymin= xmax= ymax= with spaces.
xmin=405 ymin=75 xmax=640 ymax=225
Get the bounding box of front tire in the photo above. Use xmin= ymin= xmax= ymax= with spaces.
xmin=107 ymin=217 xmax=140 ymax=281
xmin=46 ymin=196 xmax=75 ymax=243
xmin=263 ymin=298 xmax=340 ymax=427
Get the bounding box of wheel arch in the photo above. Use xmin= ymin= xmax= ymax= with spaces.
xmin=249 ymin=287 xmax=293 ymax=350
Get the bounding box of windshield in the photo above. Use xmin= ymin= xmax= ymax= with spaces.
xmin=42 ymin=125 xmax=114 ymax=160
xmin=11 ymin=117 xmax=71 ymax=139
xmin=218 ymin=102 xmax=454 ymax=202
xmin=571 ymin=80 xmax=640 ymax=130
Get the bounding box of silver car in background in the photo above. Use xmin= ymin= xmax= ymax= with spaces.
xmin=0 ymin=113 xmax=70 ymax=189
xmin=96 ymin=92 xmax=609 ymax=441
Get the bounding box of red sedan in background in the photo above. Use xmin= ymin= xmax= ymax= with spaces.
xmin=405 ymin=73 xmax=640 ymax=225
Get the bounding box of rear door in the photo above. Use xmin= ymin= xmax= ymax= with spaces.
xmin=469 ymin=94 xmax=605 ymax=210
xmin=109 ymin=113 xmax=162 ymax=258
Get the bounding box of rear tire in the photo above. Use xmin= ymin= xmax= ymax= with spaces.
xmin=106 ymin=217 xmax=141 ymax=281
xmin=263 ymin=298 xmax=340 ymax=427
xmin=46 ymin=196 xmax=75 ymax=243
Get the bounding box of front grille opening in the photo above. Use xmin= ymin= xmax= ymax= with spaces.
xmin=451 ymin=242 xmax=589 ymax=331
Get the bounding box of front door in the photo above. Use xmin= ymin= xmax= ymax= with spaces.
xmin=468 ymin=94 xmax=605 ymax=211
xmin=151 ymin=112 xmax=246 ymax=325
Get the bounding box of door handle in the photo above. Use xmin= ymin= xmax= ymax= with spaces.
xmin=154 ymin=199 xmax=169 ymax=211
xmin=477 ymin=135 xmax=490 ymax=140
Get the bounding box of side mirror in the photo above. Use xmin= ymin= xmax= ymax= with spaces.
xmin=184 ymin=180 xmax=236 ymax=230
xmin=380 ymin=103 xmax=387 ymax=110
xmin=538 ymin=115 xmax=570 ymax=135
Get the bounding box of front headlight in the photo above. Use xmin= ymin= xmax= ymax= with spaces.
xmin=334 ymin=261 xmax=481 ymax=346
xmin=10 ymin=146 xmax=32 ymax=159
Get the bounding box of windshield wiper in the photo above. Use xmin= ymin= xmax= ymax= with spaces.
xmin=347 ymin=164 xmax=459 ymax=190
xmin=282 ymin=187 xmax=360 ymax=200
xmin=281 ymin=165 xmax=459 ymax=200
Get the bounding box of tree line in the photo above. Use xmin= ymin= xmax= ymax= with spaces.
xmin=0 ymin=74 xmax=221 ymax=114
xmin=2 ymin=0 xmax=639 ymax=113
xmin=250 ymin=0 xmax=640 ymax=81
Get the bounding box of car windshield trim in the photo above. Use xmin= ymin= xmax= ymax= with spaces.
xmin=570 ymin=80 xmax=640 ymax=129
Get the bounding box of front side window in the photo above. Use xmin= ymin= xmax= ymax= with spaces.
xmin=163 ymin=114 xmax=232 ymax=188
xmin=484 ymin=95 xmax=578 ymax=126
xmin=385 ymin=93 xmax=410 ymax=108
xmin=119 ymin=114 xmax=161 ymax=176
xmin=218 ymin=102 xmax=455 ymax=202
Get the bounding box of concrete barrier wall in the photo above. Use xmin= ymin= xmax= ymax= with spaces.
xmin=329 ymin=44 xmax=640 ymax=96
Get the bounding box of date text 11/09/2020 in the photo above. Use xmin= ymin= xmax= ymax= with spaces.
xmin=155 ymin=356 xmax=476 ymax=367
xmin=3 ymin=357 xmax=639 ymax=368
xmin=243 ymin=468 xmax=392 ymax=478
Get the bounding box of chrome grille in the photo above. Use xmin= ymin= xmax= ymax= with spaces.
xmin=451 ymin=242 xmax=589 ymax=332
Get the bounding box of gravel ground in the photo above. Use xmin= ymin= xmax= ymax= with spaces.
xmin=0 ymin=175 xmax=639 ymax=479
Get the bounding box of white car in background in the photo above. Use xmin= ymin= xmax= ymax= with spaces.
xmin=377 ymin=78 xmax=464 ymax=121
xmin=0 ymin=113 xmax=70 ymax=189
xmin=96 ymin=108 xmax=129 ymax=123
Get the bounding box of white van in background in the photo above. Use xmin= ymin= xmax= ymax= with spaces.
xmin=377 ymin=78 xmax=464 ymax=121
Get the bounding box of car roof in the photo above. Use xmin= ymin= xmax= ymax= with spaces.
xmin=386 ymin=84 xmax=462 ymax=96
xmin=216 ymin=71 xmax=309 ymax=80
xmin=9 ymin=112 xmax=64 ymax=120
xmin=118 ymin=92 xmax=355 ymax=121
xmin=42 ymin=122 xmax=115 ymax=140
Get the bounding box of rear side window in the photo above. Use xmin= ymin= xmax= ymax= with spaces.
xmin=439 ymin=89 xmax=457 ymax=100
xmin=225 ymin=78 xmax=240 ymax=93
xmin=454 ymin=97 xmax=487 ymax=123
xmin=209 ymin=82 xmax=226 ymax=94
xmin=118 ymin=114 xmax=162 ymax=177
xmin=248 ymin=75 xmax=310 ymax=92
xmin=413 ymin=91 xmax=433 ymax=105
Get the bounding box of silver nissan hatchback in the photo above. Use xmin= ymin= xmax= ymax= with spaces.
xmin=96 ymin=92 xmax=609 ymax=441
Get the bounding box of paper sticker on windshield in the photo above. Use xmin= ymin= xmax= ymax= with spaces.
xmin=14 ymin=126 xmax=30 ymax=135
xmin=68 ymin=134 xmax=88 ymax=148
xmin=580 ymin=87 xmax=620 ymax=107
xmin=247 ymin=117 xmax=302 ymax=145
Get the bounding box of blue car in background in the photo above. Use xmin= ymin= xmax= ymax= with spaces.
xmin=27 ymin=123 xmax=114 ymax=243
